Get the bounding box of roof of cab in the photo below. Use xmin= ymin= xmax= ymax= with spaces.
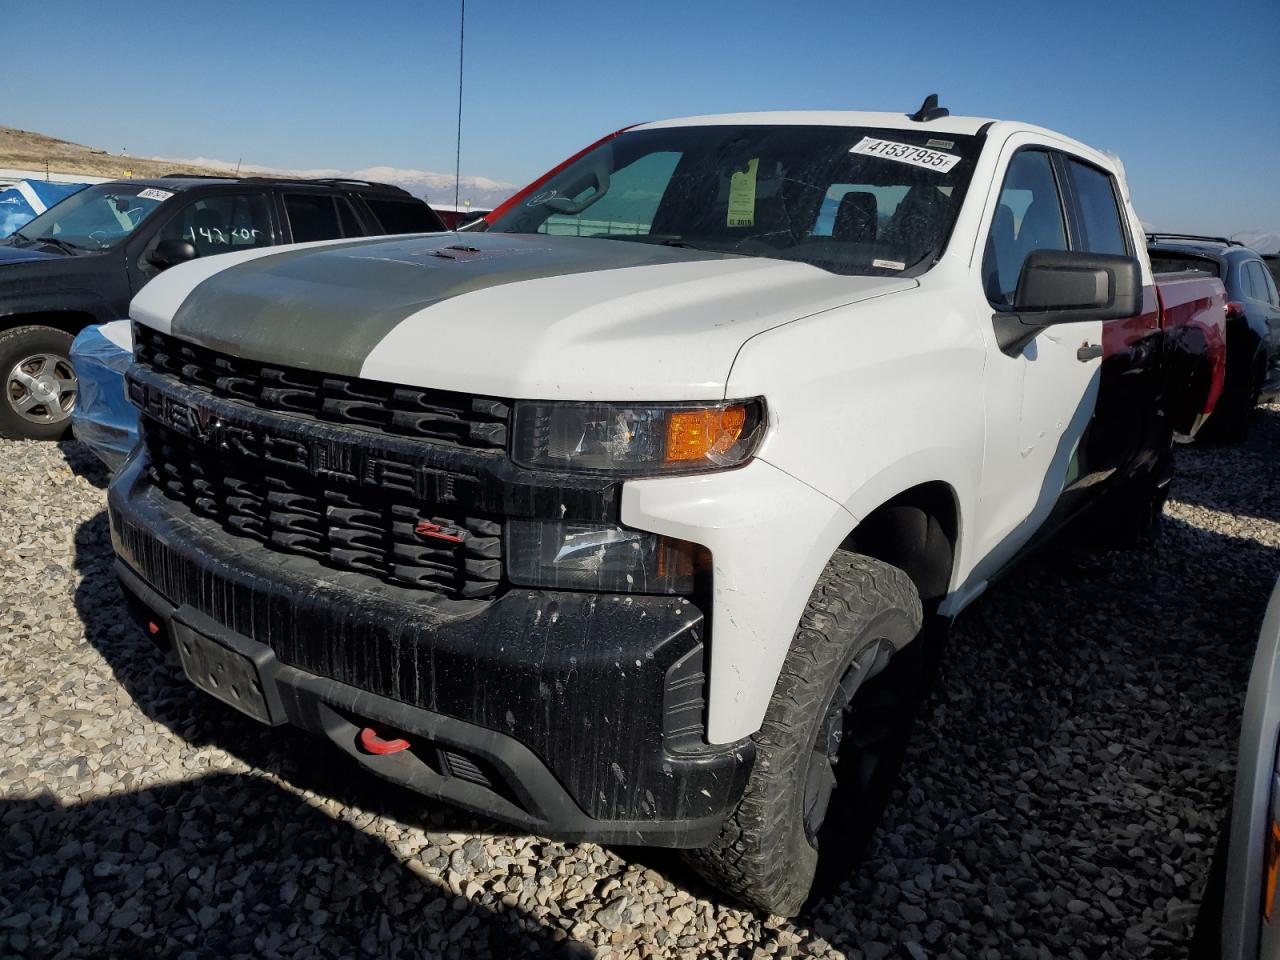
xmin=634 ymin=111 xmax=997 ymax=135
xmin=632 ymin=111 xmax=1119 ymax=177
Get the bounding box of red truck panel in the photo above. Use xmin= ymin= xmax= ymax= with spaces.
xmin=1154 ymin=274 xmax=1228 ymax=437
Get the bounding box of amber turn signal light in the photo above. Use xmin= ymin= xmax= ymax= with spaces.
xmin=666 ymin=405 xmax=748 ymax=463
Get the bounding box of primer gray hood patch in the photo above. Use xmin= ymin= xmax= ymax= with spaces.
xmin=168 ymin=233 xmax=737 ymax=376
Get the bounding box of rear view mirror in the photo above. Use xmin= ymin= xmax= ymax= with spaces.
xmin=994 ymin=249 xmax=1142 ymax=354
xmin=150 ymin=238 xmax=198 ymax=270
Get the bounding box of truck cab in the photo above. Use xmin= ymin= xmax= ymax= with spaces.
xmin=107 ymin=104 xmax=1225 ymax=915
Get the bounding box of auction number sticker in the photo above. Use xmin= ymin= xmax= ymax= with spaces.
xmin=137 ymin=188 xmax=174 ymax=202
xmin=849 ymin=137 xmax=960 ymax=173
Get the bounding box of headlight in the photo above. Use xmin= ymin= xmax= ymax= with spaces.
xmin=511 ymin=399 xmax=765 ymax=474
xmin=507 ymin=520 xmax=706 ymax=594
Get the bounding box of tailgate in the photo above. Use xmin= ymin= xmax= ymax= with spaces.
xmin=1155 ymin=274 xmax=1227 ymax=437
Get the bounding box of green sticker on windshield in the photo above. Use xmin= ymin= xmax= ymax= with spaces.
xmin=727 ymin=158 xmax=759 ymax=228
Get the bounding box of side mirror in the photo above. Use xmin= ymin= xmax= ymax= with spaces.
xmin=149 ymin=238 xmax=198 ymax=270
xmin=994 ymin=249 xmax=1142 ymax=355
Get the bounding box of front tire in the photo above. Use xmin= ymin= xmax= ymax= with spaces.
xmin=0 ymin=325 xmax=78 ymax=441
xmin=683 ymin=552 xmax=924 ymax=916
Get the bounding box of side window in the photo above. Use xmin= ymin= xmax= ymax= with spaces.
xmin=284 ymin=194 xmax=346 ymax=243
xmin=157 ymin=194 xmax=272 ymax=257
xmin=1260 ymin=262 xmax=1280 ymax=308
xmin=335 ymin=196 xmax=363 ymax=237
xmin=1241 ymin=261 xmax=1263 ymax=301
xmin=1066 ymin=159 xmax=1129 ymax=256
xmin=1246 ymin=261 xmax=1277 ymax=306
xmin=364 ymin=197 xmax=442 ymax=234
xmin=982 ymin=150 xmax=1068 ymax=305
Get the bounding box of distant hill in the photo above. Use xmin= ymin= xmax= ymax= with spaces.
xmin=0 ymin=124 xmax=517 ymax=208
xmin=0 ymin=125 xmax=227 ymax=179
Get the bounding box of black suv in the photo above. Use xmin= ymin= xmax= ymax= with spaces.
xmin=1147 ymin=234 xmax=1280 ymax=438
xmin=0 ymin=176 xmax=445 ymax=439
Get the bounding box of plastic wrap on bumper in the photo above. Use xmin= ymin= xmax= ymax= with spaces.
xmin=70 ymin=324 xmax=137 ymax=470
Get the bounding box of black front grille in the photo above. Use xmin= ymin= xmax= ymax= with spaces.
xmin=143 ymin=423 xmax=503 ymax=599
xmin=133 ymin=325 xmax=508 ymax=449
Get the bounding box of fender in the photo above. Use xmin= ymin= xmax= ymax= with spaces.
xmin=0 ymin=288 xmax=114 ymax=327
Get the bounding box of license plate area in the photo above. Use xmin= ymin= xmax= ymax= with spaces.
xmin=173 ymin=620 xmax=274 ymax=724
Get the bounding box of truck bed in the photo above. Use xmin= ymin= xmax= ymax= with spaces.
xmin=1155 ymin=273 xmax=1227 ymax=438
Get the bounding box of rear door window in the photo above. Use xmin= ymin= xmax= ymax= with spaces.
xmin=284 ymin=194 xmax=364 ymax=243
xmin=1065 ymin=159 xmax=1129 ymax=256
xmin=156 ymin=194 xmax=272 ymax=256
xmin=982 ymin=150 xmax=1069 ymax=305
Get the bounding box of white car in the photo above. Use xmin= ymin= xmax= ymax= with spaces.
xmin=106 ymin=98 xmax=1225 ymax=914
xmin=1195 ymin=578 xmax=1280 ymax=958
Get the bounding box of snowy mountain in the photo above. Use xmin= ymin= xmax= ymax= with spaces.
xmin=148 ymin=155 xmax=518 ymax=209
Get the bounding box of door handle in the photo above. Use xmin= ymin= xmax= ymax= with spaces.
xmin=1076 ymin=342 xmax=1103 ymax=362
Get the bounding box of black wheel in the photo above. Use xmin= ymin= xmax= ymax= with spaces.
xmin=1203 ymin=348 xmax=1266 ymax=442
xmin=683 ymin=552 xmax=924 ymax=916
xmin=0 ymin=325 xmax=78 ymax=441
xmin=1088 ymin=432 xmax=1173 ymax=550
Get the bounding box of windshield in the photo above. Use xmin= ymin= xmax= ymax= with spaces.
xmin=15 ymin=183 xmax=174 ymax=251
xmin=488 ymin=125 xmax=981 ymax=276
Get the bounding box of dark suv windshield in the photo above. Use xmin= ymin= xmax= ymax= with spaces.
xmin=488 ymin=125 xmax=981 ymax=276
xmin=14 ymin=183 xmax=174 ymax=251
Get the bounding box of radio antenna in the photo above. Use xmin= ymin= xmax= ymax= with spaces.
xmin=453 ymin=0 xmax=465 ymax=212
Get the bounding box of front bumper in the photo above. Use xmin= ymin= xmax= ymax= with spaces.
xmin=108 ymin=452 xmax=752 ymax=847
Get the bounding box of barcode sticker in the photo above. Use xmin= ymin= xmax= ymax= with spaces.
xmin=137 ymin=188 xmax=174 ymax=202
xmin=849 ymin=137 xmax=960 ymax=173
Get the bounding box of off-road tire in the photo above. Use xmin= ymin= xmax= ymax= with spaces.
xmin=1090 ymin=433 xmax=1174 ymax=550
xmin=683 ymin=552 xmax=923 ymax=916
xmin=0 ymin=325 xmax=77 ymax=441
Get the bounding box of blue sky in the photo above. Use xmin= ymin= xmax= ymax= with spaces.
xmin=2 ymin=0 xmax=1277 ymax=235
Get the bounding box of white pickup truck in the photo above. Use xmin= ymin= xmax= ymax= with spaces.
xmin=107 ymin=98 xmax=1225 ymax=914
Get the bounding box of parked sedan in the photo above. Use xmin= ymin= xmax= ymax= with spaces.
xmin=1194 ymin=578 xmax=1280 ymax=958
xmin=1147 ymin=235 xmax=1280 ymax=439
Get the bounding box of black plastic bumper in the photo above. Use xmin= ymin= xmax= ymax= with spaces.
xmin=108 ymin=453 xmax=752 ymax=847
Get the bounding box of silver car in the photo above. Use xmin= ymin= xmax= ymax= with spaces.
xmin=1196 ymin=577 xmax=1280 ymax=957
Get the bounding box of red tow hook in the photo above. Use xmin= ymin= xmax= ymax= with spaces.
xmin=359 ymin=726 xmax=412 ymax=756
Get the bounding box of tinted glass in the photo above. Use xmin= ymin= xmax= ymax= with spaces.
xmin=335 ymin=197 xmax=362 ymax=238
xmin=15 ymin=183 xmax=171 ymax=250
xmin=489 ymin=125 xmax=983 ymax=276
xmin=1147 ymin=250 xmax=1220 ymax=276
xmin=1068 ymin=160 xmax=1128 ymax=255
xmin=1260 ymin=261 xmax=1280 ymax=307
xmin=365 ymin=197 xmax=444 ymax=234
xmin=284 ymin=194 xmax=342 ymax=243
xmin=157 ymin=194 xmax=272 ymax=257
xmin=1242 ymin=261 xmax=1264 ymax=301
xmin=1246 ymin=261 xmax=1276 ymax=305
xmin=983 ymin=150 xmax=1068 ymax=304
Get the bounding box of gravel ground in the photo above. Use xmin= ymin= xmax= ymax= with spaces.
xmin=2 ymin=408 xmax=1277 ymax=960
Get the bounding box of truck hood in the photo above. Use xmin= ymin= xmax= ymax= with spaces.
xmin=132 ymin=232 xmax=915 ymax=400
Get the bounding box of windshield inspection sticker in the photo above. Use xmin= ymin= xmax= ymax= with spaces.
xmin=872 ymin=258 xmax=906 ymax=271
xmin=137 ymin=188 xmax=174 ymax=202
xmin=849 ymin=137 xmax=960 ymax=173
xmin=726 ymin=158 xmax=759 ymax=228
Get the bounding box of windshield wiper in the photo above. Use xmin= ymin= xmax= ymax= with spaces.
xmin=30 ymin=236 xmax=83 ymax=255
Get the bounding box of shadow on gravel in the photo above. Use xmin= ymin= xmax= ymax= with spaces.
xmin=57 ymin=439 xmax=111 ymax=491
xmin=1172 ymin=405 xmax=1280 ymax=525
xmin=791 ymin=507 xmax=1279 ymax=956
xmin=0 ymin=775 xmax=592 ymax=959
xmin=70 ymin=510 xmax=520 ymax=844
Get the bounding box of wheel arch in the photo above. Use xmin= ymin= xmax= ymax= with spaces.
xmin=0 ymin=309 xmax=100 ymax=338
xmin=839 ymin=480 xmax=960 ymax=607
